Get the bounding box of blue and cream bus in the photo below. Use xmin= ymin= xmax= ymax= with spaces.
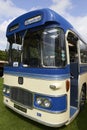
xmin=3 ymin=8 xmax=87 ymax=127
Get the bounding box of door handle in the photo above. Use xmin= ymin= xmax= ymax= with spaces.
xmin=70 ymin=75 xmax=74 ymax=79
xmin=70 ymin=73 xmax=74 ymax=79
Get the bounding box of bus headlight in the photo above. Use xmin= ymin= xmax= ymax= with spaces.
xmin=7 ymin=89 xmax=10 ymax=94
xmin=35 ymin=96 xmax=51 ymax=108
xmin=3 ymin=88 xmax=6 ymax=93
xmin=3 ymin=85 xmax=10 ymax=96
xmin=36 ymin=97 xmax=43 ymax=105
xmin=43 ymin=99 xmax=51 ymax=108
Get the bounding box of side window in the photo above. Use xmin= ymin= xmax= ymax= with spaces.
xmin=67 ymin=32 xmax=78 ymax=63
xmin=80 ymin=40 xmax=87 ymax=63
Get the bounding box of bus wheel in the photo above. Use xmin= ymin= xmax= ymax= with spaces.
xmin=80 ymin=86 xmax=86 ymax=110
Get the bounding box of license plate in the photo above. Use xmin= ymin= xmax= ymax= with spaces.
xmin=14 ymin=104 xmax=27 ymax=113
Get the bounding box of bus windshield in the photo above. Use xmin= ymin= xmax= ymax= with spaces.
xmin=7 ymin=27 xmax=66 ymax=68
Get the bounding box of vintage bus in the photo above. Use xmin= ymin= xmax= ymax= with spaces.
xmin=3 ymin=8 xmax=87 ymax=127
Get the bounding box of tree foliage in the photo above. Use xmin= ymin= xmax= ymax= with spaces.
xmin=0 ymin=50 xmax=7 ymax=61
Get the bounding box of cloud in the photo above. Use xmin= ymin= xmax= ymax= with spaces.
xmin=0 ymin=19 xmax=13 ymax=50
xmin=50 ymin=0 xmax=87 ymax=41
xmin=0 ymin=0 xmax=26 ymax=50
xmin=0 ymin=0 xmax=40 ymax=50
xmin=51 ymin=0 xmax=73 ymax=16
xmin=0 ymin=0 xmax=26 ymax=20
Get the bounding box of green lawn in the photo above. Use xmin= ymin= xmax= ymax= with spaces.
xmin=0 ymin=77 xmax=87 ymax=130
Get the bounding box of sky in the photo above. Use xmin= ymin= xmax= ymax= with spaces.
xmin=0 ymin=0 xmax=87 ymax=50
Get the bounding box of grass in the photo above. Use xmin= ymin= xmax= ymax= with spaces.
xmin=0 ymin=77 xmax=87 ymax=130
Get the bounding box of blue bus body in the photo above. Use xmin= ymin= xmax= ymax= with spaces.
xmin=6 ymin=9 xmax=73 ymax=36
xmin=3 ymin=8 xmax=87 ymax=127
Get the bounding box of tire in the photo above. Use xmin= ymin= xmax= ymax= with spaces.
xmin=80 ymin=86 xmax=86 ymax=110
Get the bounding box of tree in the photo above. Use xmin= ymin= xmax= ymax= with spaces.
xmin=0 ymin=50 xmax=7 ymax=61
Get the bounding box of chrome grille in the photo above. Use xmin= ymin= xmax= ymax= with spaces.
xmin=10 ymin=87 xmax=33 ymax=108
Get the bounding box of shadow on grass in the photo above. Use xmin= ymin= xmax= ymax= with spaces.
xmin=76 ymin=103 xmax=87 ymax=130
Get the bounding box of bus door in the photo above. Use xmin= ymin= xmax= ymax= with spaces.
xmin=67 ymin=32 xmax=79 ymax=108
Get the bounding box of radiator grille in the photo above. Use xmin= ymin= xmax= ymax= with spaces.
xmin=10 ymin=87 xmax=33 ymax=108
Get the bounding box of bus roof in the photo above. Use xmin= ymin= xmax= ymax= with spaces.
xmin=6 ymin=8 xmax=74 ymax=37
